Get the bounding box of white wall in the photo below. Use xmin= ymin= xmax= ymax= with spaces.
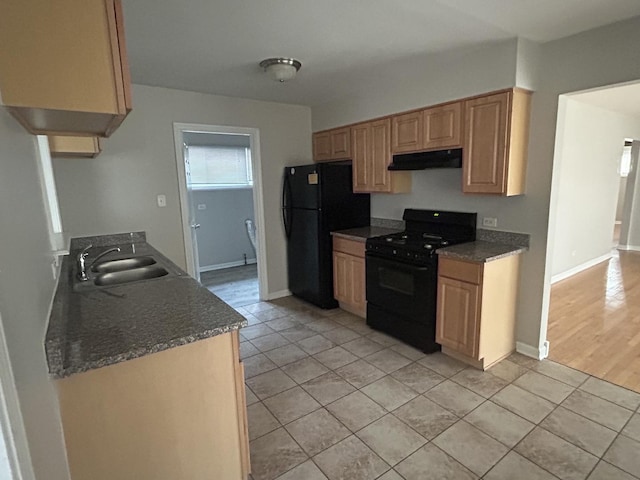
xmin=312 ymin=16 xmax=640 ymax=355
xmin=194 ymin=189 xmax=256 ymax=269
xmin=0 ymin=110 xmax=70 ymax=479
xmin=551 ymin=98 xmax=640 ymax=276
xmin=53 ymin=84 xmax=312 ymax=296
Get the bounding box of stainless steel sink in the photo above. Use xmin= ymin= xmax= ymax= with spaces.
xmin=92 ymin=256 xmax=156 ymax=273
xmin=93 ymin=266 xmax=169 ymax=286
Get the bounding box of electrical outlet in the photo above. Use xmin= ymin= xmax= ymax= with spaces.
xmin=482 ymin=217 xmax=498 ymax=228
xmin=157 ymin=194 xmax=166 ymax=207
xmin=197 ymin=204 xmax=206 ymax=210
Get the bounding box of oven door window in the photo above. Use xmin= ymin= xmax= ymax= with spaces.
xmin=378 ymin=266 xmax=414 ymax=296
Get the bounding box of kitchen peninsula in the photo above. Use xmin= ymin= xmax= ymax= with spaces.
xmin=45 ymin=232 xmax=249 ymax=480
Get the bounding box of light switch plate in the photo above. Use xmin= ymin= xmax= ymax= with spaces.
xmin=197 ymin=204 xmax=206 ymax=210
xmin=157 ymin=194 xmax=166 ymax=208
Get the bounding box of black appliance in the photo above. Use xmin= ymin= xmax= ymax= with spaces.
xmin=283 ymin=162 xmax=370 ymax=308
xmin=366 ymin=209 xmax=477 ymax=352
xmin=387 ymin=148 xmax=463 ymax=171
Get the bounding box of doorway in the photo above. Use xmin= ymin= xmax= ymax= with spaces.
xmin=173 ymin=123 xmax=267 ymax=308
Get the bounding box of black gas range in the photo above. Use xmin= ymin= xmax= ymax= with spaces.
xmin=365 ymin=209 xmax=477 ymax=352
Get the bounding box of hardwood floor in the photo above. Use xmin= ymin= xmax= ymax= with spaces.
xmin=200 ymin=264 xmax=259 ymax=308
xmin=548 ymin=249 xmax=640 ymax=393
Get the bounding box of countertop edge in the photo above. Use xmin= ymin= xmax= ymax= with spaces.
xmin=437 ymin=241 xmax=528 ymax=263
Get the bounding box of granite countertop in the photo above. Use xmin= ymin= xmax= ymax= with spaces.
xmin=437 ymin=240 xmax=527 ymax=262
xmin=331 ymin=226 xmax=402 ymax=243
xmin=45 ymin=233 xmax=247 ymax=379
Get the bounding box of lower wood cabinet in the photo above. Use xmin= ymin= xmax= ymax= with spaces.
xmin=436 ymin=255 xmax=521 ymax=370
xmin=332 ymin=236 xmax=366 ymax=318
xmin=55 ymin=331 xmax=250 ymax=480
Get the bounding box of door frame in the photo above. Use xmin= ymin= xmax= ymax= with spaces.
xmin=172 ymin=123 xmax=268 ymax=300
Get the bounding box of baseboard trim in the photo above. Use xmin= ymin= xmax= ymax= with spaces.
xmin=265 ymin=289 xmax=291 ymax=301
xmin=516 ymin=341 xmax=549 ymax=360
xmin=199 ymin=259 xmax=257 ymax=273
xmin=551 ymin=252 xmax=613 ymax=284
xmin=617 ymin=244 xmax=640 ymax=252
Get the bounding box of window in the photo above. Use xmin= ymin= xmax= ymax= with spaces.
xmin=620 ymin=144 xmax=632 ymax=177
xmin=187 ymin=145 xmax=252 ymax=189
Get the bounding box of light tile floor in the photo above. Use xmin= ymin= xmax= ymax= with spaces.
xmin=237 ymin=296 xmax=640 ymax=480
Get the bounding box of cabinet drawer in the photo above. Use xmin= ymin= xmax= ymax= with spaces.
xmin=438 ymin=257 xmax=482 ymax=284
xmin=333 ymin=237 xmax=365 ymax=257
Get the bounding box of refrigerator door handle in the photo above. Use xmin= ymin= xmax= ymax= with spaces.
xmin=282 ymin=174 xmax=293 ymax=239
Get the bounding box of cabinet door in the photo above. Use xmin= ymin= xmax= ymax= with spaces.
xmin=370 ymin=118 xmax=392 ymax=192
xmin=391 ymin=111 xmax=422 ymax=154
xmin=423 ymin=102 xmax=462 ymax=150
xmin=330 ymin=127 xmax=351 ymax=160
xmin=350 ymin=256 xmax=366 ymax=314
xmin=463 ymin=92 xmax=509 ymax=194
xmin=436 ymin=276 xmax=480 ymax=358
xmin=351 ymin=124 xmax=370 ymax=192
xmin=313 ymin=132 xmax=332 ymax=162
xmin=48 ymin=135 xmax=102 ymax=158
xmin=333 ymin=252 xmax=350 ymax=303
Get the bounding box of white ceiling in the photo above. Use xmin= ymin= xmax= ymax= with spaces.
xmin=571 ymin=82 xmax=640 ymax=117
xmin=122 ymin=0 xmax=640 ymax=106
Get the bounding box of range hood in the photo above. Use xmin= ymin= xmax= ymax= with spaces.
xmin=388 ymin=148 xmax=462 ymax=171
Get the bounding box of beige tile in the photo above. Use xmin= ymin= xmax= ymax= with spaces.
xmin=390 ymin=343 xmax=427 ymax=361
xmin=622 ymin=413 xmax=640 ymax=442
xmin=377 ymin=470 xmax=404 ymax=480
xmin=246 ymin=369 xmax=297 ymax=400
xmin=341 ymin=337 xmax=386 ymax=357
xmin=464 ymin=401 xmax=534 ymax=447
xmin=244 ymin=301 xmax=278 ymax=314
xmin=326 ymin=391 xmax=386 ymax=432
xmin=357 ymin=414 xmax=426 ymax=466
xmin=391 ymin=363 xmax=445 ymax=393
xmin=313 ymin=435 xmax=389 ymax=480
xmin=252 ymin=333 xmax=291 ymax=352
xmin=514 ymin=370 xmax=575 ymax=404
xmin=307 ymin=318 xmax=341 ymax=333
xmin=425 ymin=380 xmax=484 ymax=417
xmin=241 ymin=341 xmax=260 ymax=359
xmin=484 ymin=451 xmax=557 ymax=480
xmin=540 ymin=406 xmax=617 ymax=456
xmin=395 ymin=444 xmax=477 ymax=480
xmin=301 ymin=372 xmax=357 ymax=405
xmin=361 ymin=376 xmax=418 ymax=410
xmin=263 ymin=387 xmax=321 ymax=424
xmin=281 ymin=357 xmax=329 ymax=384
xmin=451 ymin=368 xmax=509 ymax=398
xmin=297 ymin=334 xmax=336 ymax=355
xmin=393 ymin=396 xmax=458 ymax=440
xmin=588 ymin=461 xmax=638 ymax=480
xmin=244 ymin=313 xmax=264 ymax=326
xmin=244 ymin=353 xmax=278 ymax=378
xmin=242 ymin=323 xmax=277 ymax=339
xmin=418 ymin=352 xmax=467 ymax=377
xmin=264 ymin=317 xmax=298 ymax=332
xmin=366 ymin=331 xmax=400 ymax=346
xmin=364 ymin=349 xmax=413 ymax=374
xmin=246 ymin=386 xmax=259 ymax=406
xmin=580 ymin=377 xmax=640 ymax=411
xmin=515 ymin=427 xmax=598 ymax=480
xmin=532 ymin=360 xmax=589 ymax=387
xmin=321 ymin=326 xmax=361 ymax=345
xmin=279 ymin=325 xmax=316 ymax=342
xmin=264 ymin=344 xmax=308 ymax=367
xmin=492 ymin=384 xmax=556 ymax=423
xmin=562 ymin=389 xmax=633 ymax=431
xmin=286 ymin=409 xmax=351 ymax=456
xmin=275 ymin=460 xmax=328 ymax=480
xmin=314 ymin=346 xmax=358 ymax=370
xmin=334 ymin=359 xmax=385 ymax=389
xmin=254 ymin=308 xmax=289 ymax=322
xmin=507 ymin=352 xmax=539 ymax=369
xmin=433 ymin=421 xmax=509 ymax=476
xmin=249 ymin=428 xmax=308 ymax=480
xmin=603 ymin=435 xmax=640 ymax=478
xmin=248 ymin=402 xmax=280 ymax=440
xmin=488 ymin=359 xmax=529 ymax=382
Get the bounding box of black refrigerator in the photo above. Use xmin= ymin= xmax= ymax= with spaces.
xmin=282 ymin=162 xmax=370 ymax=309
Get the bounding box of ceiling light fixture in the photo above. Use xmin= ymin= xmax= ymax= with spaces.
xmin=259 ymin=57 xmax=302 ymax=82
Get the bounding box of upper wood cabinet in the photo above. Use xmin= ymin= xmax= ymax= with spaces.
xmin=352 ymin=118 xmax=411 ymax=194
xmin=0 ymin=0 xmax=132 ymax=137
xmin=463 ymin=89 xmax=531 ymax=196
xmin=48 ymin=136 xmax=102 ymax=158
xmin=391 ymin=102 xmax=463 ymax=154
xmin=313 ymin=127 xmax=351 ymax=162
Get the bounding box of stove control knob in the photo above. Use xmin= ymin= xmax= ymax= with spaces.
xmin=392 ymin=249 xmax=397 ymax=255
xmin=424 ymin=244 xmax=433 ymax=250
xmin=386 ymin=237 xmax=393 ymax=242
xmin=441 ymin=240 xmax=449 ymax=246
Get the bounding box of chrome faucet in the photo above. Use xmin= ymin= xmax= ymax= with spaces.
xmin=77 ymin=245 xmax=121 ymax=281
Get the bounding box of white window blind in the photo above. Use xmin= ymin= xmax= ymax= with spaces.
xmin=187 ymin=145 xmax=253 ymax=188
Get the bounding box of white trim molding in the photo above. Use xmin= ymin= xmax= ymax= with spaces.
xmin=199 ymin=259 xmax=257 ymax=273
xmin=266 ymin=289 xmax=291 ymax=301
xmin=551 ymin=252 xmax=612 ymax=284
xmin=617 ymin=244 xmax=640 ymax=252
xmin=516 ymin=340 xmax=549 ymax=361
